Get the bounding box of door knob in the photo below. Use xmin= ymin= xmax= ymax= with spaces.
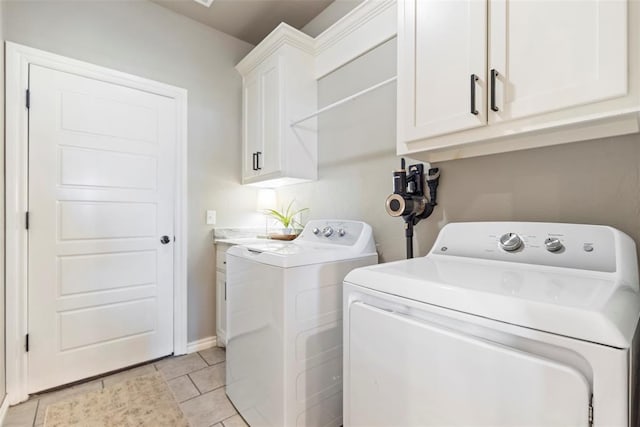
xmin=160 ymin=235 xmax=171 ymax=245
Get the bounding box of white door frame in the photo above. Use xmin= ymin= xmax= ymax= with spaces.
xmin=5 ymin=42 xmax=189 ymax=404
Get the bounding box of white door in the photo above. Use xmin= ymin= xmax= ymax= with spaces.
xmin=489 ymin=0 xmax=627 ymax=122
xmin=398 ymin=0 xmax=487 ymax=142
xmin=346 ymin=302 xmax=591 ymax=427
xmin=27 ymin=64 xmax=176 ymax=392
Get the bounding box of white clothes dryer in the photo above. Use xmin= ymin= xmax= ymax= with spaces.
xmin=343 ymin=222 xmax=640 ymax=427
xmin=226 ymin=220 xmax=377 ymax=427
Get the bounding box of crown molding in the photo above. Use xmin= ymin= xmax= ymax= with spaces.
xmin=315 ymin=0 xmax=396 ymax=54
xmin=235 ymin=22 xmax=315 ymax=75
xmin=236 ymin=0 xmax=397 ymax=79
xmin=314 ymin=0 xmax=397 ymax=79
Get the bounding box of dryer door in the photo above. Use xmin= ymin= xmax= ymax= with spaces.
xmin=346 ymin=302 xmax=591 ymax=427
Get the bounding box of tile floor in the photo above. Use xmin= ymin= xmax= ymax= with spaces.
xmin=4 ymin=347 xmax=246 ymax=427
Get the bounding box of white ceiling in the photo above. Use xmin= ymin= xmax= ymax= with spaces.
xmin=150 ymin=0 xmax=335 ymax=45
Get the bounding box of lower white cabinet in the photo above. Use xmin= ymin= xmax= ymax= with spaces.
xmin=215 ymin=243 xmax=231 ymax=347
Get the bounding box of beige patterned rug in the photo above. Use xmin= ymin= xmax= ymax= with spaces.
xmin=44 ymin=372 xmax=189 ymax=427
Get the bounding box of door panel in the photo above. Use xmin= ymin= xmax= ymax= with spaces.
xmin=59 ymin=251 xmax=156 ymax=295
xmin=260 ymin=57 xmax=281 ymax=176
xmin=59 ymin=299 xmax=157 ymax=351
xmin=61 ymin=90 xmax=158 ymax=142
xmin=347 ymin=302 xmax=590 ymax=427
xmin=28 ymin=64 xmax=175 ymax=392
xmin=243 ymin=73 xmax=261 ymax=179
xmin=60 ymin=147 xmax=157 ymax=189
xmin=490 ymin=0 xmax=627 ymax=122
xmin=400 ymin=0 xmax=487 ymax=141
xmin=59 ymin=202 xmax=157 ymax=240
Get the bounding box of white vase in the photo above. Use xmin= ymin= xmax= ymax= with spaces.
xmin=281 ymin=227 xmax=293 ymax=235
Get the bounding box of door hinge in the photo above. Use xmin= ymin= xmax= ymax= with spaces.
xmin=25 ymin=334 xmax=30 ymax=352
xmin=26 ymin=89 xmax=30 ymax=109
xmin=25 ymin=211 xmax=30 ymax=230
xmin=588 ymin=395 xmax=594 ymax=426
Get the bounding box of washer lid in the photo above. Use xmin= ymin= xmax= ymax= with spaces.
xmin=344 ymin=256 xmax=640 ymax=348
xmin=227 ymin=242 xmax=376 ymax=268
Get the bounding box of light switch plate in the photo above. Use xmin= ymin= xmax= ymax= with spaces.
xmin=206 ymin=210 xmax=216 ymax=225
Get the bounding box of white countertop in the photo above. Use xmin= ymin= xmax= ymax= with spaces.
xmin=213 ymin=226 xmax=300 ymax=246
xmin=214 ymin=237 xmax=270 ymax=245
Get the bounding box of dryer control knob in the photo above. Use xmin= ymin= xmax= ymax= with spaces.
xmin=499 ymin=233 xmax=522 ymax=252
xmin=544 ymin=237 xmax=563 ymax=252
xmin=322 ymin=226 xmax=334 ymax=237
xmin=312 ymin=228 xmax=320 ymax=235
xmin=338 ymin=229 xmax=346 ymax=237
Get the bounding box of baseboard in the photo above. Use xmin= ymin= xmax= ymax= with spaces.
xmin=187 ymin=336 xmax=217 ymax=353
xmin=0 ymin=395 xmax=10 ymax=426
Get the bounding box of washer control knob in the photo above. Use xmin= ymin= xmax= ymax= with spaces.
xmin=499 ymin=233 xmax=523 ymax=252
xmin=312 ymin=228 xmax=320 ymax=235
xmin=544 ymin=237 xmax=563 ymax=252
xmin=322 ymin=226 xmax=334 ymax=237
xmin=338 ymin=229 xmax=346 ymax=237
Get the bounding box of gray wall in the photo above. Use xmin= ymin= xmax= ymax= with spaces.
xmin=3 ymin=0 xmax=255 ymax=343
xmin=415 ymin=132 xmax=640 ymax=260
xmin=277 ymin=38 xmax=404 ymax=260
xmin=278 ymin=9 xmax=640 ymax=264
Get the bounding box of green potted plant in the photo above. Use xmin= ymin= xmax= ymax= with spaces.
xmin=264 ymin=200 xmax=309 ymax=235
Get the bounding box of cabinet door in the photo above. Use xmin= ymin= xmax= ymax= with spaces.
xmin=489 ymin=0 xmax=627 ymax=122
xmin=216 ymin=270 xmax=226 ymax=346
xmin=258 ymin=55 xmax=281 ymax=177
xmin=242 ymin=57 xmax=282 ymax=181
xmin=398 ymin=0 xmax=487 ymax=142
xmin=242 ymin=72 xmax=262 ymax=180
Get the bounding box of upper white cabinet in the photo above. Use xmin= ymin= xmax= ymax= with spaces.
xmin=398 ymin=0 xmax=639 ymax=161
xmin=237 ymin=24 xmax=317 ymax=187
xmin=399 ymin=0 xmax=487 ymax=141
xmin=489 ymin=0 xmax=627 ymax=123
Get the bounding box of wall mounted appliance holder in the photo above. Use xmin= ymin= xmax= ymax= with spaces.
xmin=385 ymin=158 xmax=440 ymax=259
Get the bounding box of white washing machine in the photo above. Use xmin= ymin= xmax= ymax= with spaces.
xmin=343 ymin=222 xmax=640 ymax=427
xmin=226 ymin=219 xmax=378 ymax=427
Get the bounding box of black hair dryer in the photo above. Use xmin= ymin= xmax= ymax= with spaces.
xmin=385 ymin=158 xmax=440 ymax=259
